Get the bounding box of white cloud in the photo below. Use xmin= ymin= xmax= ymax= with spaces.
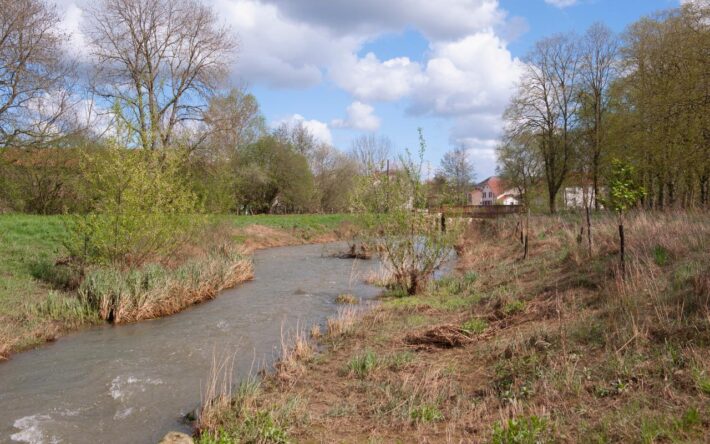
xmin=330 ymin=53 xmax=426 ymax=102
xmin=544 ymin=0 xmax=578 ymax=8
xmin=264 ymin=0 xmax=505 ymax=41
xmin=51 ymin=0 xmax=523 ymax=174
xmin=274 ymin=114 xmax=333 ymax=146
xmin=332 ymin=101 xmax=381 ymax=131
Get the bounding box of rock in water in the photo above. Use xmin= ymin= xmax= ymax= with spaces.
xmin=158 ymin=431 xmax=194 ymax=444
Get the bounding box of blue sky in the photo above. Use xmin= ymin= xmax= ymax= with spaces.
xmin=58 ymin=0 xmax=686 ymax=179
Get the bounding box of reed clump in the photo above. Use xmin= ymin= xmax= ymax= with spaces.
xmin=78 ymin=243 xmax=253 ymax=323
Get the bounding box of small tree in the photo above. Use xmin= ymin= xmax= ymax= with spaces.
xmin=67 ymin=143 xmax=203 ymax=266
xmin=352 ymin=130 xmax=459 ymax=295
xmin=603 ymin=159 xmax=644 ymax=276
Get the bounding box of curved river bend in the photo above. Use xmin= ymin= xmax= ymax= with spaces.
xmin=0 ymin=243 xmax=381 ymax=444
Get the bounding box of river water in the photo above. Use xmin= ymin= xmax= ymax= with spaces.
xmin=0 ymin=243 xmax=381 ymax=444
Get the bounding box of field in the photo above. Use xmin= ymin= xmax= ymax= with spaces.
xmin=197 ymin=210 xmax=710 ymax=443
xmin=0 ymin=213 xmax=352 ymax=358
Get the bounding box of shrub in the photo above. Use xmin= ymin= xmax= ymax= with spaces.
xmin=66 ymin=144 xmax=203 ymax=266
xmin=490 ymin=415 xmax=550 ymax=444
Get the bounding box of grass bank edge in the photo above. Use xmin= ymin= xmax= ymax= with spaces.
xmin=0 ymin=213 xmax=354 ymax=359
xmin=194 ymin=210 xmax=710 ymax=443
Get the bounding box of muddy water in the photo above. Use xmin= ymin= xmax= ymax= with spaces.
xmin=0 ymin=243 xmax=381 ymax=444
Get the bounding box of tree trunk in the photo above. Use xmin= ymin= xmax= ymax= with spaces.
xmin=618 ymin=218 xmax=625 ymax=278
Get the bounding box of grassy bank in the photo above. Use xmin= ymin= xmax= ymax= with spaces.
xmin=196 ymin=210 xmax=710 ymax=443
xmin=0 ymin=213 xmax=353 ymax=359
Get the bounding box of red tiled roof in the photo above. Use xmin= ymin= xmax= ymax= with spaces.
xmin=475 ymin=176 xmax=508 ymax=197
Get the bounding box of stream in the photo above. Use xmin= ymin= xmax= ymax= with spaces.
xmin=0 ymin=243 xmax=382 ymax=444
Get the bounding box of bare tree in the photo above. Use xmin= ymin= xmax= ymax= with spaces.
xmin=506 ymin=34 xmax=581 ymax=213
xmin=0 ymin=0 xmax=74 ymax=147
xmin=440 ymin=145 xmax=475 ymax=205
xmin=348 ymin=134 xmax=393 ymax=175
xmin=579 ymin=23 xmax=618 ymax=210
xmin=273 ymin=120 xmax=317 ymax=160
xmin=85 ymin=0 xmax=237 ymax=150
xmin=200 ymin=87 xmax=265 ymax=160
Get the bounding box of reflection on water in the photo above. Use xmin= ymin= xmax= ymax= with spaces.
xmin=0 ymin=243 xmax=381 ymax=444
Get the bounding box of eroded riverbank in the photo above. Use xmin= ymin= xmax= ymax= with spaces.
xmin=0 ymin=243 xmax=379 ymax=444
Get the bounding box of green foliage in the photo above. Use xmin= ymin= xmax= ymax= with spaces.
xmin=461 ymin=318 xmax=488 ymax=334
xmin=692 ymin=368 xmax=710 ymax=395
xmin=385 ymin=351 xmax=415 ymax=370
xmin=603 ymin=159 xmax=645 ymax=215
xmin=29 ymin=291 xmax=98 ymax=325
xmin=29 ymin=258 xmax=80 ymax=291
xmin=504 ymin=300 xmax=526 ymax=315
xmin=652 ymin=245 xmax=670 ymax=266
xmin=78 ymin=244 xmax=246 ymax=322
xmin=199 ymin=411 xmax=289 ymax=444
xmin=490 ymin=416 xmax=549 ymax=444
xmin=347 ymin=350 xmax=379 ymax=378
xmin=352 ymin=130 xmax=459 ymax=295
xmin=66 ymin=144 xmax=203 ymax=266
xmin=233 ymin=136 xmax=315 ymax=214
xmin=409 ymin=403 xmax=444 ymax=423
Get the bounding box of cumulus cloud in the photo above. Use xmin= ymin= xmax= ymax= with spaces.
xmin=263 ymin=0 xmax=505 ymax=41
xmin=51 ymin=0 xmax=525 ymax=173
xmin=544 ymin=0 xmax=578 ymax=8
xmin=274 ymin=114 xmax=333 ymax=146
xmin=330 ymin=53 xmax=426 ymax=102
xmin=331 ymin=101 xmax=381 ymax=132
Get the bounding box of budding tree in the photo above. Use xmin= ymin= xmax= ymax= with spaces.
xmin=86 ymin=0 xmax=237 ymax=150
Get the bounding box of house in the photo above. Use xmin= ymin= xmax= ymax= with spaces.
xmin=467 ymin=176 xmax=521 ymax=206
xmin=564 ymin=186 xmax=602 ymax=209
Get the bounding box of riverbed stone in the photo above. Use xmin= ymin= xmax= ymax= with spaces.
xmin=158 ymin=431 xmax=194 ymax=444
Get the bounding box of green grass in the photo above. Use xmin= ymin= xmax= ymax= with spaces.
xmin=226 ymin=213 xmax=351 ymax=233
xmin=490 ymin=415 xmax=549 ymax=444
xmin=0 ymin=214 xmax=71 ymax=350
xmin=346 ymin=350 xmax=379 ymax=378
xmin=461 ymin=318 xmax=488 ymax=334
xmin=409 ymin=403 xmax=444 ymax=423
xmin=0 ymin=213 xmax=349 ymax=354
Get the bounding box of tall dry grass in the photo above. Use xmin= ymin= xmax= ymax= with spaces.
xmin=467 ymin=210 xmax=710 ymax=348
xmin=198 ymin=351 xmax=236 ymax=434
xmin=274 ymin=323 xmax=315 ymax=384
xmin=79 ymin=243 xmax=253 ymax=323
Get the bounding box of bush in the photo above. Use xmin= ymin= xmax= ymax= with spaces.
xmin=66 ymin=144 xmax=203 ymax=266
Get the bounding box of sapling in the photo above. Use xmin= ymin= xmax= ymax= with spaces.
xmin=603 ymin=159 xmax=645 ymax=277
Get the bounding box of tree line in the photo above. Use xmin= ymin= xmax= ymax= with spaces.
xmin=498 ymin=2 xmax=709 ymax=213
xmin=0 ymin=0 xmax=401 ymax=217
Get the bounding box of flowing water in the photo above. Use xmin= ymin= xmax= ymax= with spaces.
xmin=0 ymin=243 xmax=382 ymax=444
